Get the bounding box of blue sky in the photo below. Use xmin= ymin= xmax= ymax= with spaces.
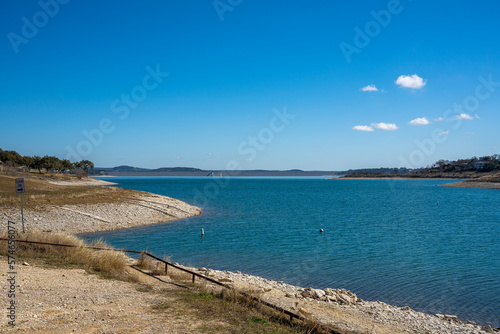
xmin=1 ymin=0 xmax=499 ymax=170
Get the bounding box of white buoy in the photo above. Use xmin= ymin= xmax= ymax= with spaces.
xmin=201 ymin=228 xmax=204 ymax=236
xmin=319 ymin=229 xmax=324 ymax=233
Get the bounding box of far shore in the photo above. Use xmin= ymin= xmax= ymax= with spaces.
xmin=437 ymin=181 xmax=500 ymax=189
xmin=332 ymin=177 xmax=466 ymax=181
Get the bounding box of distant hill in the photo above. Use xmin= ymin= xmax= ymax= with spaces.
xmin=91 ymin=166 xmax=340 ymax=177
xmin=97 ymin=165 xmax=152 ymax=172
xmin=154 ymin=167 xmax=205 ymax=172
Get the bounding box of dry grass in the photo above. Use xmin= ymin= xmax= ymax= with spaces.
xmin=0 ymin=173 xmax=144 ymax=209
xmin=0 ymin=229 xmax=130 ymax=280
xmin=135 ymin=256 xmax=332 ymax=332
xmin=136 ymin=254 xmax=195 ymax=280
xmin=152 ymin=285 xmax=330 ymax=334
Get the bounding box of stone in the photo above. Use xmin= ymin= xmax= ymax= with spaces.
xmin=313 ymin=289 xmax=325 ymax=299
xmin=22 ymin=262 xmax=30 ymax=266
xmin=219 ymin=278 xmax=233 ymax=283
xmin=285 ymin=292 xmax=294 ymax=298
xmin=444 ymin=314 xmax=461 ymax=323
xmin=324 ymin=288 xmax=334 ymax=296
xmin=299 ymin=308 xmax=311 ymax=316
xmin=301 ymin=290 xmax=313 ymax=298
xmin=325 ymin=295 xmax=337 ymax=303
xmin=483 ymin=325 xmax=494 ymax=333
xmin=338 ymin=293 xmax=353 ymax=305
xmin=205 ymin=270 xmax=216 ymax=277
xmin=197 ymin=267 xmax=207 ymax=272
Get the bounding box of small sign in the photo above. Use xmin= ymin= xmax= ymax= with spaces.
xmin=15 ymin=178 xmax=25 ymax=193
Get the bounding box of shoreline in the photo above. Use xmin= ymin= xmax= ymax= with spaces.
xmin=178 ymin=265 xmax=496 ymax=333
xmin=332 ymin=177 xmax=466 ymax=181
xmin=2 ymin=177 xmax=201 ymax=234
xmin=437 ymin=181 xmax=500 ymax=189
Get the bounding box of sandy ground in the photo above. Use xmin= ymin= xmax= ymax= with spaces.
xmin=47 ymin=178 xmax=118 ymax=186
xmin=0 ymin=259 xmax=210 ymax=334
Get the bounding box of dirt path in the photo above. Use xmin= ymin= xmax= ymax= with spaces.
xmin=0 ymin=259 xmax=205 ymax=333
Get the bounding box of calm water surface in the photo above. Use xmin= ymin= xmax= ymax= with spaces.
xmin=81 ymin=177 xmax=500 ymax=326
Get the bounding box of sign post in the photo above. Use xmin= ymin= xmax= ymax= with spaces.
xmin=15 ymin=178 xmax=25 ymax=233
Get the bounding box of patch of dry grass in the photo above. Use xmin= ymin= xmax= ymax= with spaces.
xmin=157 ymin=285 xmax=331 ymax=334
xmin=0 ymin=173 xmax=142 ymax=208
xmin=0 ymin=229 xmax=129 ymax=280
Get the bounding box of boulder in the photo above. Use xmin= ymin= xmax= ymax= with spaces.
xmin=301 ymin=290 xmax=312 ymax=298
xmin=301 ymin=288 xmax=314 ymax=298
xmin=325 ymin=295 xmax=337 ymax=303
xmin=313 ymin=289 xmax=325 ymax=300
xmin=338 ymin=293 xmax=353 ymax=305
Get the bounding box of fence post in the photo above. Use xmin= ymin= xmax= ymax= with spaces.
xmin=165 ymin=263 xmax=168 ymax=276
xmin=192 ymin=273 xmax=195 ymax=283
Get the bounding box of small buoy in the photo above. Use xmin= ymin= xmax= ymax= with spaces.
xmin=319 ymin=229 xmax=324 ymax=233
xmin=201 ymin=228 xmax=204 ymax=236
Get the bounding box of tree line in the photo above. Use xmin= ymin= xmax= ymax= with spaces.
xmin=431 ymin=154 xmax=500 ymax=172
xmin=0 ymin=148 xmax=94 ymax=174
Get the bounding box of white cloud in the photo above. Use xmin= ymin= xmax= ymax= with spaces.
xmin=435 ymin=117 xmax=444 ymax=121
xmin=361 ymin=84 xmax=379 ymax=92
xmin=372 ymin=122 xmax=398 ymax=131
xmin=454 ymin=113 xmax=479 ymax=120
xmin=395 ymin=74 xmax=427 ymax=89
xmin=409 ymin=117 xmax=430 ymax=125
xmin=438 ymin=130 xmax=449 ymax=136
xmin=353 ymin=125 xmax=374 ymax=132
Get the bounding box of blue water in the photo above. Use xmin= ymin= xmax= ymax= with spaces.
xmin=81 ymin=177 xmax=500 ymax=326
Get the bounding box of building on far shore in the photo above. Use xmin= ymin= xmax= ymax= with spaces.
xmin=474 ymin=161 xmax=485 ymax=169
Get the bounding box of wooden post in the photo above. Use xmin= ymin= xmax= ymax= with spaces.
xmin=192 ymin=274 xmax=196 ymax=283
xmin=165 ymin=263 xmax=168 ymax=276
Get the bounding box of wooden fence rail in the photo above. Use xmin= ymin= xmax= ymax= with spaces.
xmin=0 ymin=237 xmax=317 ymax=326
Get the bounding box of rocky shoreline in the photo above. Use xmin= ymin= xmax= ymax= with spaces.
xmin=172 ymin=266 xmax=496 ymax=334
xmin=2 ymin=191 xmax=201 ymax=235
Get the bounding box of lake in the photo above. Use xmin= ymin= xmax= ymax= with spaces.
xmin=81 ymin=177 xmax=500 ymax=326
